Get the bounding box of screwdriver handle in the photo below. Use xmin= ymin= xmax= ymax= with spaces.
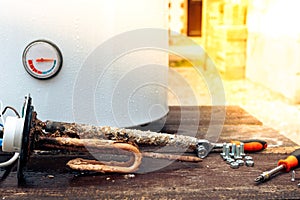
xmin=277 ymin=149 xmax=300 ymax=172
xmin=230 ymin=139 xmax=267 ymax=152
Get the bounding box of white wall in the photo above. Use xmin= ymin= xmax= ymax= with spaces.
xmin=246 ymin=0 xmax=300 ymax=103
xmin=0 ymin=0 xmax=169 ymax=126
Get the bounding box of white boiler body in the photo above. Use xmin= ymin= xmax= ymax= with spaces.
xmin=0 ymin=0 xmax=169 ymax=127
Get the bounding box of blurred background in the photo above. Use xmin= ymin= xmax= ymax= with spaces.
xmin=167 ymin=0 xmax=300 ymax=144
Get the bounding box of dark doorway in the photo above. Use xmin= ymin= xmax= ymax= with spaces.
xmin=187 ymin=0 xmax=202 ymax=36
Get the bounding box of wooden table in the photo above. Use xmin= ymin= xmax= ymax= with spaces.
xmin=1 ymin=106 xmax=299 ymax=199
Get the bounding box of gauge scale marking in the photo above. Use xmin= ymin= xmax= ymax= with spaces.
xmin=22 ymin=40 xmax=63 ymax=79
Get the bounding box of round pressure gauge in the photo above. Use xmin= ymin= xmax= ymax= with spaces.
xmin=22 ymin=40 xmax=63 ymax=79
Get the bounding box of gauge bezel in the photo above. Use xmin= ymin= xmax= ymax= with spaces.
xmin=22 ymin=39 xmax=63 ymax=80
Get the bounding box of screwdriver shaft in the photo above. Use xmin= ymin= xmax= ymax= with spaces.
xmin=255 ymin=165 xmax=285 ymax=183
xmin=267 ymin=165 xmax=285 ymax=176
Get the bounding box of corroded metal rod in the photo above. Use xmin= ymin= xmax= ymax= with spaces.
xmin=30 ymin=117 xmax=202 ymax=173
xmin=36 ymin=136 xmax=202 ymax=163
xmin=44 ymin=121 xmax=199 ymax=151
xmin=36 ymin=137 xmax=143 ymax=173
xmin=142 ymin=152 xmax=201 ymax=162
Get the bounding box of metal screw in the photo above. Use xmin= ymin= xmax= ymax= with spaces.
xmin=234 ymin=145 xmax=242 ymax=159
xmin=244 ymin=156 xmax=253 ymax=160
xmin=230 ymin=143 xmax=236 ymax=157
xmin=236 ymin=159 xmax=244 ymax=166
xmin=291 ymin=170 xmax=296 ymax=182
xmin=230 ymin=162 xmax=239 ymax=169
xmin=245 ymin=160 xmax=254 ymax=167
xmin=220 ymin=143 xmax=227 ymax=158
xmin=223 ymin=144 xmax=230 ymax=160
xmin=240 ymin=142 xmax=246 ymax=157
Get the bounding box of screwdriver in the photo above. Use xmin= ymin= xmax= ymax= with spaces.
xmin=254 ymin=148 xmax=300 ymax=183
xmin=230 ymin=139 xmax=267 ymax=152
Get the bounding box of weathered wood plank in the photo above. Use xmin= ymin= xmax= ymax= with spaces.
xmin=1 ymin=153 xmax=300 ymax=199
xmin=165 ymin=106 xmax=262 ymax=126
xmin=0 ymin=106 xmax=297 ymax=199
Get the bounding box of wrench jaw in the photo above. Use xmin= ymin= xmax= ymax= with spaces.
xmin=196 ymin=140 xmax=214 ymax=158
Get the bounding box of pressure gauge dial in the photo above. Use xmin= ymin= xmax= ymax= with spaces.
xmin=22 ymin=40 xmax=63 ymax=79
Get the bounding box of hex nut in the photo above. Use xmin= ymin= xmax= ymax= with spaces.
xmin=245 ymin=160 xmax=254 ymax=167
xmin=226 ymin=158 xmax=235 ymax=164
xmin=230 ymin=162 xmax=239 ymax=169
xmin=222 ymin=155 xmax=228 ymax=161
xmin=244 ymin=156 xmax=253 ymax=160
xmin=236 ymin=159 xmax=244 ymax=166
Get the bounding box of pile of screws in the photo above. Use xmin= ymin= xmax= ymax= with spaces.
xmin=220 ymin=142 xmax=254 ymax=169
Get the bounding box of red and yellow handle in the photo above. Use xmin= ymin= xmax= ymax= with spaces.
xmin=278 ymin=149 xmax=300 ymax=172
xmin=231 ymin=139 xmax=268 ymax=152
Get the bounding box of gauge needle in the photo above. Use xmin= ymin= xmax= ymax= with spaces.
xmin=36 ymin=58 xmax=54 ymax=62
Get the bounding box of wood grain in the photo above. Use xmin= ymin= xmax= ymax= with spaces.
xmin=0 ymin=106 xmax=298 ymax=199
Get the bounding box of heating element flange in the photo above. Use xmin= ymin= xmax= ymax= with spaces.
xmin=17 ymin=95 xmax=34 ymax=183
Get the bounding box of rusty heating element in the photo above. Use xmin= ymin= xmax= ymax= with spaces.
xmin=30 ymin=113 xmax=201 ymax=174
